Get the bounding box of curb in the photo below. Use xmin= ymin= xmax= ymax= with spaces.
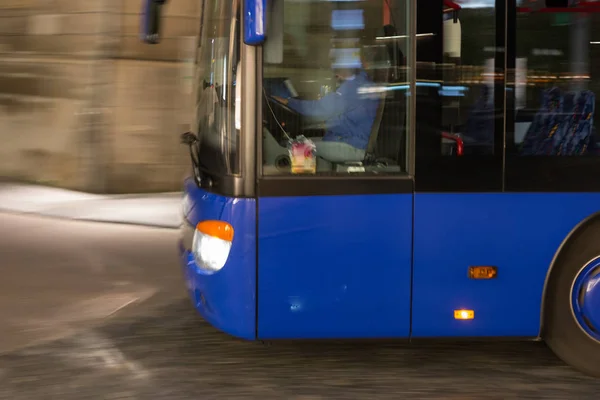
xmin=0 ymin=184 xmax=182 ymax=229
xmin=0 ymin=207 xmax=182 ymax=229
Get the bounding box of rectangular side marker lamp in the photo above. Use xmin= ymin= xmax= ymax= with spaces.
xmin=454 ymin=309 xmax=474 ymax=320
xmin=468 ymin=266 xmax=497 ymax=279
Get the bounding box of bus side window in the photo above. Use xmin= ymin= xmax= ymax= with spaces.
xmin=511 ymin=12 xmax=597 ymax=157
xmin=437 ymin=2 xmax=496 ymax=157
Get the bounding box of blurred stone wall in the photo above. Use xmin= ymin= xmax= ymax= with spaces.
xmin=0 ymin=0 xmax=200 ymax=193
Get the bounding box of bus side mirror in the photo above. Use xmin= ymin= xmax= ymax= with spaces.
xmin=141 ymin=0 xmax=167 ymax=44
xmin=244 ymin=0 xmax=267 ymax=45
xmin=244 ymin=0 xmax=283 ymax=64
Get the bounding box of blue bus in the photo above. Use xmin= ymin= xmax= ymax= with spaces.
xmin=143 ymin=0 xmax=600 ymax=377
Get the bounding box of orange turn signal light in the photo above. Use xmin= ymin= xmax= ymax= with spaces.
xmin=454 ymin=309 xmax=474 ymax=320
xmin=468 ymin=266 xmax=497 ymax=279
xmin=196 ymin=220 xmax=234 ymax=242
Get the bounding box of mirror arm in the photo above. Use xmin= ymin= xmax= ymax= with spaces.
xmin=181 ymin=132 xmax=199 ymax=183
xmin=180 ymin=132 xmax=213 ymax=188
xmin=181 ymin=131 xmax=198 ymax=146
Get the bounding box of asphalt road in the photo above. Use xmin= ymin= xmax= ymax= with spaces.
xmin=1 ymin=213 xmax=599 ymax=399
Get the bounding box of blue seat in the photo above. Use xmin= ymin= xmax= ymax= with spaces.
xmin=463 ymin=86 xmax=494 ymax=152
xmin=520 ymin=88 xmax=596 ymax=156
xmin=554 ymin=90 xmax=595 ymax=155
xmin=520 ymin=87 xmax=564 ymax=155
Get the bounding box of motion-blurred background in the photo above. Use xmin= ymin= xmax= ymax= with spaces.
xmin=0 ymin=0 xmax=200 ymax=194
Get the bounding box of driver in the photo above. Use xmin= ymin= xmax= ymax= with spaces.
xmin=272 ymin=48 xmax=378 ymax=164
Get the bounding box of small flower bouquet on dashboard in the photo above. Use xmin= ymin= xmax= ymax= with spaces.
xmin=288 ymin=135 xmax=317 ymax=174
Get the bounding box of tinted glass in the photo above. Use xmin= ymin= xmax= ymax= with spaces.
xmin=436 ymin=0 xmax=498 ymax=157
xmin=413 ymin=0 xmax=504 ymax=193
xmin=512 ymin=8 xmax=598 ymax=157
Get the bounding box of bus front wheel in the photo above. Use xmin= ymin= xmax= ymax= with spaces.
xmin=544 ymin=222 xmax=600 ymax=378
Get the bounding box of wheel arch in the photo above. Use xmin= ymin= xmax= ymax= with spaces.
xmin=539 ymin=211 xmax=600 ymax=337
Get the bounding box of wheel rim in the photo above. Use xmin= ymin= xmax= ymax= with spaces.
xmin=571 ymin=256 xmax=600 ymax=342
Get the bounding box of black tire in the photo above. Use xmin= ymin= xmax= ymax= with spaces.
xmin=544 ymin=221 xmax=600 ymax=377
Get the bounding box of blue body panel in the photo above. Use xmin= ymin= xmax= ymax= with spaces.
xmin=412 ymin=193 xmax=600 ymax=338
xmin=181 ymin=183 xmax=600 ymax=340
xmin=256 ymin=194 xmax=413 ymax=339
xmin=244 ymin=0 xmax=267 ymax=45
xmin=181 ymin=179 xmax=257 ymax=340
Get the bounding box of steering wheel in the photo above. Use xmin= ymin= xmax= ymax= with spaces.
xmin=268 ymin=96 xmax=297 ymax=114
xmin=263 ymin=94 xmax=302 ymax=143
xmin=266 ymin=95 xmax=301 ymax=120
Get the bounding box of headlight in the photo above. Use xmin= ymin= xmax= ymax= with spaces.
xmin=192 ymin=220 xmax=234 ymax=273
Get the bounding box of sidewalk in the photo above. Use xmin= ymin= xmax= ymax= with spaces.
xmin=0 ymin=183 xmax=182 ymax=229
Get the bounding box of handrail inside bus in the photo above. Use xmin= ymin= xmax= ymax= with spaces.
xmin=441 ymin=132 xmax=464 ymax=156
xmin=444 ymin=0 xmax=461 ymax=10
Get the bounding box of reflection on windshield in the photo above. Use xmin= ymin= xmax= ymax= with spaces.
xmin=195 ymin=1 xmax=241 ymax=175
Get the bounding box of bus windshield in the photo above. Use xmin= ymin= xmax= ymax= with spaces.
xmin=195 ymin=0 xmax=241 ymax=176
xmin=261 ymin=0 xmax=411 ymax=175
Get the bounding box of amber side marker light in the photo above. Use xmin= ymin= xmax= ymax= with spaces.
xmin=454 ymin=310 xmax=475 ymax=320
xmin=468 ymin=266 xmax=497 ymax=279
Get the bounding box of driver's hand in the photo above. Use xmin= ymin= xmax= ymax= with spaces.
xmin=272 ymin=95 xmax=288 ymax=105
